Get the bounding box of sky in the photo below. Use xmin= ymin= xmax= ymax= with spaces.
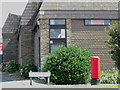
xmin=1 ymin=1 xmax=28 ymax=28
xmin=0 ymin=0 xmax=28 ymax=42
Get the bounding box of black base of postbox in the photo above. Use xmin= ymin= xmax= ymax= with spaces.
xmin=91 ymin=79 xmax=100 ymax=85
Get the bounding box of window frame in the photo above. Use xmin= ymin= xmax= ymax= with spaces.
xmin=49 ymin=19 xmax=67 ymax=53
xmin=84 ymin=19 xmax=111 ymax=26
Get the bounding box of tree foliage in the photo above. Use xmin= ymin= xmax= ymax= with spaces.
xmin=106 ymin=21 xmax=120 ymax=70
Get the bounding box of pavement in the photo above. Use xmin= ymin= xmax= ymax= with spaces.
xmin=0 ymin=72 xmax=92 ymax=88
xmin=0 ymin=72 xmax=119 ymax=89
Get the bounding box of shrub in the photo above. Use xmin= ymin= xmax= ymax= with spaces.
xmin=106 ymin=21 xmax=120 ymax=70
xmin=101 ymin=71 xmax=120 ymax=84
xmin=19 ymin=63 xmax=37 ymax=78
xmin=42 ymin=46 xmax=91 ymax=84
xmin=6 ymin=60 xmax=20 ymax=73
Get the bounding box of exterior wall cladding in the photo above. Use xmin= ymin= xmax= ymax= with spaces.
xmin=2 ymin=1 xmax=119 ymax=72
xmin=18 ymin=26 xmax=34 ymax=65
xmin=39 ymin=19 xmax=117 ymax=71
xmin=39 ymin=19 xmax=49 ymax=69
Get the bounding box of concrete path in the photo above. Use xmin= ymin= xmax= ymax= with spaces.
xmin=0 ymin=72 xmax=119 ymax=89
xmin=1 ymin=80 xmax=92 ymax=88
xmin=0 ymin=72 xmax=91 ymax=88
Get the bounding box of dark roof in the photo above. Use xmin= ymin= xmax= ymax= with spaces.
xmin=40 ymin=2 xmax=118 ymax=11
xmin=2 ymin=13 xmax=21 ymax=33
xmin=39 ymin=2 xmax=119 ymax=19
xmin=20 ymin=0 xmax=42 ymax=26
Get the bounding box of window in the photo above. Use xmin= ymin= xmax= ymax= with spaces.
xmin=51 ymin=44 xmax=60 ymax=53
xmin=50 ymin=29 xmax=65 ymax=38
xmin=49 ymin=19 xmax=66 ymax=53
xmin=50 ymin=19 xmax=65 ymax=25
xmin=50 ymin=42 xmax=65 ymax=53
xmin=85 ymin=20 xmax=110 ymax=25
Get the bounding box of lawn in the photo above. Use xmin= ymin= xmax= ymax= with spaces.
xmin=91 ymin=84 xmax=119 ymax=88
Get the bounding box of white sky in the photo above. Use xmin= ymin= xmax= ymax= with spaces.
xmin=0 ymin=0 xmax=28 ymax=42
xmin=1 ymin=1 xmax=28 ymax=28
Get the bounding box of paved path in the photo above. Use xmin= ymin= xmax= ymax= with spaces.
xmin=0 ymin=72 xmax=119 ymax=89
xmin=0 ymin=72 xmax=91 ymax=88
xmin=0 ymin=73 xmax=13 ymax=82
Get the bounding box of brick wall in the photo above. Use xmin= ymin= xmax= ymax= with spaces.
xmin=18 ymin=26 xmax=34 ymax=65
xmin=38 ymin=19 xmax=117 ymax=71
xmin=66 ymin=19 xmax=72 ymax=46
xmin=3 ymin=33 xmax=18 ymax=62
xmin=69 ymin=19 xmax=116 ymax=71
xmin=39 ymin=19 xmax=49 ymax=69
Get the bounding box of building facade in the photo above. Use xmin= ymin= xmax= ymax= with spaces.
xmin=2 ymin=0 xmax=119 ymax=71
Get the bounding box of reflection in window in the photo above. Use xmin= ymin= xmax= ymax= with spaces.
xmin=50 ymin=19 xmax=65 ymax=25
xmin=85 ymin=20 xmax=110 ymax=25
xmin=50 ymin=29 xmax=65 ymax=38
xmin=50 ymin=43 xmax=63 ymax=53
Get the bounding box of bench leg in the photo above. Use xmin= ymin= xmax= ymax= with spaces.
xmin=47 ymin=77 xmax=50 ymax=85
xmin=30 ymin=77 xmax=32 ymax=85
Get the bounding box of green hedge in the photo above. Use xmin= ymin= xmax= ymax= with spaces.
xmin=42 ymin=46 xmax=91 ymax=84
xmin=6 ymin=60 xmax=20 ymax=73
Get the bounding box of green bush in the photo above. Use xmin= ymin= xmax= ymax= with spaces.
xmin=19 ymin=63 xmax=37 ymax=78
xmin=106 ymin=21 xmax=120 ymax=70
xmin=42 ymin=46 xmax=91 ymax=84
xmin=101 ymin=71 xmax=120 ymax=84
xmin=6 ymin=60 xmax=20 ymax=73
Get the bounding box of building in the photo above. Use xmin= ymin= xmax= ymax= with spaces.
xmin=2 ymin=0 xmax=119 ymax=71
xmin=2 ymin=13 xmax=21 ymax=62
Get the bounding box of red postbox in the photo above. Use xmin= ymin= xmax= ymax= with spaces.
xmin=91 ymin=56 xmax=100 ymax=85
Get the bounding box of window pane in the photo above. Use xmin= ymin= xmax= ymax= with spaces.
xmin=91 ymin=20 xmax=104 ymax=25
xmin=50 ymin=43 xmax=65 ymax=53
xmin=85 ymin=20 xmax=91 ymax=25
xmin=50 ymin=29 xmax=65 ymax=38
xmin=104 ymin=20 xmax=110 ymax=25
xmin=50 ymin=19 xmax=65 ymax=25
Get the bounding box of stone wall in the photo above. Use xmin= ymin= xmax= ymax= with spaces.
xmin=39 ymin=19 xmax=49 ymax=69
xmin=3 ymin=33 xmax=18 ymax=62
xmin=66 ymin=19 xmax=72 ymax=46
xmin=18 ymin=26 xmax=34 ymax=65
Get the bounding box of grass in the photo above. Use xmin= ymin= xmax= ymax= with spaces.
xmin=91 ymin=84 xmax=119 ymax=88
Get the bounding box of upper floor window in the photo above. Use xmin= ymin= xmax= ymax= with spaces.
xmin=85 ymin=20 xmax=110 ymax=25
xmin=50 ymin=19 xmax=65 ymax=25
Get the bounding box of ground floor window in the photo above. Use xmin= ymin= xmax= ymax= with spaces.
xmin=49 ymin=19 xmax=66 ymax=53
xmin=50 ymin=41 xmax=66 ymax=52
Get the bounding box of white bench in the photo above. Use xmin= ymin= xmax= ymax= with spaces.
xmin=29 ymin=71 xmax=51 ymax=85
